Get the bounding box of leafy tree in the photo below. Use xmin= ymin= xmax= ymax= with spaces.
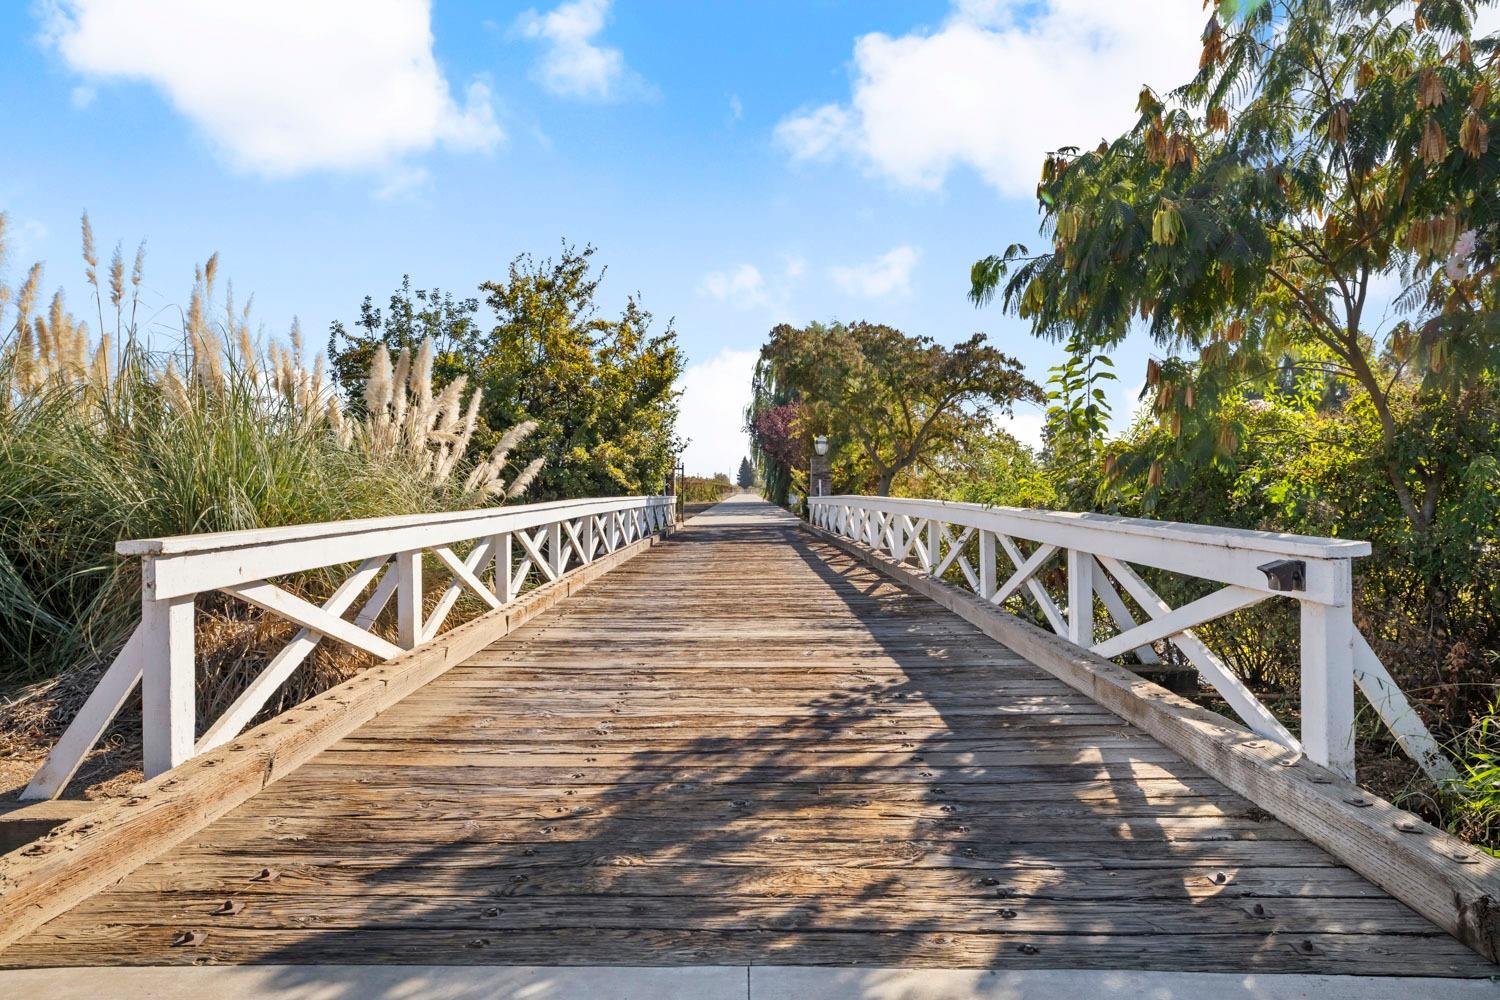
xmin=327 ymin=276 xmax=482 ymax=412
xmin=736 ymin=456 xmax=755 ymax=488
xmin=971 ymin=0 xmax=1500 ymax=542
xmin=900 ymin=428 xmax=1061 ymax=510
xmin=757 ymin=322 xmax=1040 ymax=496
xmin=745 ymin=365 xmax=802 ymax=505
xmin=330 ymin=245 xmax=683 ymax=500
xmin=477 ymin=244 xmax=683 ymax=500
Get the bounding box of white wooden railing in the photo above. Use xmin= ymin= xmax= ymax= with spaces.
xmin=23 ymin=495 xmax=677 ymax=800
xmin=809 ymin=495 xmax=1452 ymax=784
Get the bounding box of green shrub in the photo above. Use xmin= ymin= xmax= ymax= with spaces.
xmin=681 ymin=475 xmax=735 ymax=505
xmin=0 ymin=357 xmax=448 ymax=685
xmin=1439 ymin=699 xmax=1500 ymax=854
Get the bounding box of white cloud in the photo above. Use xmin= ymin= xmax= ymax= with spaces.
xmin=700 ymin=264 xmax=770 ymax=310
xmin=776 ymin=104 xmax=851 ymax=161
xmin=998 ymin=407 xmax=1045 ymax=450
xmin=699 ymin=256 xmax=808 ymax=314
xmin=677 ymin=348 xmax=759 ymax=478
xmin=41 ymin=0 xmax=501 ymax=178
xmin=374 ymin=165 xmax=432 ymax=202
xmin=3 ymin=217 xmax=50 ymax=262
xmin=775 ymin=0 xmax=1203 ymax=197
xmin=830 ymin=245 xmax=919 ymax=298
xmin=513 ymin=0 xmax=645 ymax=101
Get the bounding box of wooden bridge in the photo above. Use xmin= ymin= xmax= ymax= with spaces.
xmin=2 ymin=494 xmax=1499 ymax=988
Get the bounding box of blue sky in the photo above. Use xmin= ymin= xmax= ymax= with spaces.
xmin=0 ymin=0 xmax=1210 ymax=475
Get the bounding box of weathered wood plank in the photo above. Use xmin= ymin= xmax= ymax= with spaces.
xmin=806 ymin=515 xmax=1500 ymax=963
xmin=28 ymin=891 xmax=1442 ymax=936
xmin=124 ymin=858 xmax=1389 ymax=900
xmin=5 ymin=496 xmax=1494 ymax=977
xmin=0 ymin=530 xmax=671 ymax=954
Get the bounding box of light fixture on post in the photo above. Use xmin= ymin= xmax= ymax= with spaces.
xmin=809 ymin=434 xmax=832 ymax=503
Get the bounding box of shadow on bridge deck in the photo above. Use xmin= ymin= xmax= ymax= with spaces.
xmin=3 ymin=495 xmax=1494 ymax=984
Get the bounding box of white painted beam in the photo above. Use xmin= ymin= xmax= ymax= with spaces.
xmin=140 ymin=591 xmax=195 ymax=778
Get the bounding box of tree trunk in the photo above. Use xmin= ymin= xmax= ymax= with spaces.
xmin=875 ymin=471 xmax=895 ymax=496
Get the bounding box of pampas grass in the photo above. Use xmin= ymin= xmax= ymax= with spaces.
xmin=0 ymin=214 xmax=549 ymax=793
xmin=360 ymin=341 xmax=541 ymax=496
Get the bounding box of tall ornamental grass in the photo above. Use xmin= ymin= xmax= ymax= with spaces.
xmin=0 ymin=214 xmax=540 ymax=787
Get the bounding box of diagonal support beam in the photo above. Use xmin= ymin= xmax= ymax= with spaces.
xmin=1090 ymin=555 xmax=1160 ymax=664
xmin=434 ymin=543 xmax=500 ymax=607
xmin=993 ymin=541 xmax=1058 ymax=606
xmin=22 ymin=628 xmax=144 ymax=800
xmin=422 ymin=541 xmax=499 ymax=643
xmin=561 ymin=518 xmax=587 ymax=563
xmin=995 ymin=535 xmax=1068 ymax=636
xmin=510 ymin=555 xmax=536 ymax=596
xmin=1090 ymin=582 xmax=1266 ymax=660
xmin=1096 ymin=556 xmax=1297 ymax=750
xmin=222 ymin=580 xmax=403 ymax=661
xmin=1353 ymin=633 xmax=1456 ymax=782
xmin=894 ymin=515 xmax=918 ymax=562
xmin=515 ymin=526 xmax=557 ymax=583
xmin=199 ymin=556 xmax=391 ymax=753
xmin=932 ymin=525 xmax=975 ymax=578
xmin=906 ymin=518 xmax=928 ymax=564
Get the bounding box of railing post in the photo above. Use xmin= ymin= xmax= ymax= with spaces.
xmin=582 ymin=515 xmax=596 ymax=562
xmin=926 ymin=519 xmax=940 ymax=573
xmin=395 ymin=550 xmax=423 ymax=648
xmin=1066 ymin=548 xmax=1092 ymax=646
xmin=548 ymin=520 xmax=566 ymax=577
xmin=140 ymin=568 xmax=195 ymax=777
xmin=1301 ymin=571 xmax=1357 ymax=781
xmin=979 ymin=530 xmax=997 ymax=600
xmin=494 ymin=532 xmax=514 ymax=603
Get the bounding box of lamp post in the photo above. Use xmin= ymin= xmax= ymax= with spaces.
xmin=666 ymin=458 xmax=684 ymax=525
xmin=809 ymin=435 xmax=831 ymax=503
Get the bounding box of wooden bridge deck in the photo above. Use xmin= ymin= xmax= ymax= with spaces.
xmin=4 ymin=497 xmax=1494 ymax=976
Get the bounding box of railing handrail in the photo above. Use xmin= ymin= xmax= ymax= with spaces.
xmin=130 ymin=495 xmax=676 ymax=600
xmin=24 ymin=493 xmax=677 ymax=800
xmin=817 ymin=495 xmax=1370 ymax=560
xmin=808 ymin=494 xmax=1451 ymax=784
xmin=812 ymin=495 xmax=1359 ymax=606
xmin=119 ymin=494 xmax=662 ymax=556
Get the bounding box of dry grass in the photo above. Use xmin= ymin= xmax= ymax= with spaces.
xmin=0 ymin=211 xmax=540 ymax=799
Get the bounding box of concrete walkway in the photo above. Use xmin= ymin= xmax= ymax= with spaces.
xmin=2 ymin=964 xmax=1496 ymax=999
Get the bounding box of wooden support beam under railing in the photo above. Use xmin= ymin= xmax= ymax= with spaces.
xmin=22 ymin=495 xmax=677 ymax=801
xmin=810 ymin=494 xmax=1454 ymax=784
